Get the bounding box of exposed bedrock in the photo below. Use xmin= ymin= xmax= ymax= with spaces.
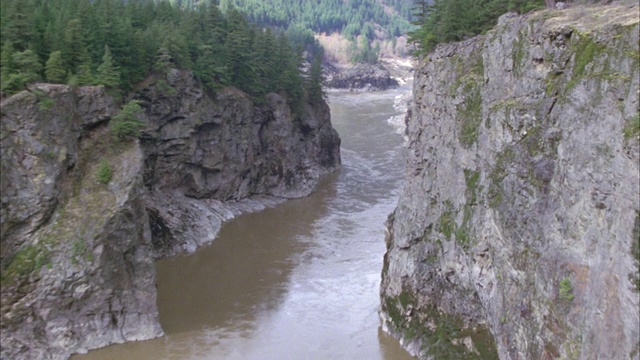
xmin=380 ymin=5 xmax=639 ymax=360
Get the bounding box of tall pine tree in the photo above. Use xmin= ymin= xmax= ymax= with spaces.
xmin=45 ymin=51 xmax=67 ymax=83
xmin=96 ymin=45 xmax=119 ymax=87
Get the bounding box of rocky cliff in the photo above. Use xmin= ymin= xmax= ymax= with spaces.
xmin=381 ymin=4 xmax=639 ymax=360
xmin=0 ymin=69 xmax=340 ymax=359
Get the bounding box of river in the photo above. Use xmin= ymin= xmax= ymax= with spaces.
xmin=73 ymin=87 xmax=413 ymax=360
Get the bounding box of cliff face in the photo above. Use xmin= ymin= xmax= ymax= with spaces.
xmin=381 ymin=4 xmax=639 ymax=360
xmin=0 ymin=70 xmax=340 ymax=359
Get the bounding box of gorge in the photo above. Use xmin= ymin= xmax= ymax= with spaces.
xmin=1 ymin=2 xmax=639 ymax=360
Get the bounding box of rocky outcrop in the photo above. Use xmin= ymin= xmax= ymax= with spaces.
xmin=135 ymin=69 xmax=340 ymax=257
xmin=381 ymin=4 xmax=639 ymax=360
xmin=325 ymin=63 xmax=399 ymax=91
xmin=0 ymin=69 xmax=340 ymax=359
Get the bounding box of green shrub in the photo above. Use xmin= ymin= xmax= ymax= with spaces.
xmin=71 ymin=238 xmax=92 ymax=264
xmin=96 ymin=159 xmax=113 ymax=184
xmin=1 ymin=245 xmax=48 ymax=284
xmin=110 ymin=100 xmax=145 ymax=139
xmin=559 ymin=277 xmax=574 ymax=301
xmin=624 ymin=114 xmax=640 ymax=139
xmin=38 ymin=97 xmax=55 ymax=111
xmin=156 ymin=79 xmax=177 ymax=96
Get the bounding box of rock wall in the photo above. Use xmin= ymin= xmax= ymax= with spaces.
xmin=0 ymin=69 xmax=340 ymax=359
xmin=381 ymin=4 xmax=639 ymax=360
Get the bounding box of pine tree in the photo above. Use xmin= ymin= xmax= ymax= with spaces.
xmin=154 ymin=46 xmax=173 ymax=74
xmin=4 ymin=0 xmax=34 ymax=52
xmin=1 ymin=41 xmax=16 ymax=81
xmin=225 ymin=7 xmax=255 ymax=92
xmin=96 ymin=45 xmax=120 ymax=87
xmin=76 ymin=62 xmax=95 ymax=85
xmin=63 ymin=18 xmax=92 ymax=74
xmin=251 ymin=28 xmax=276 ymax=96
xmin=305 ymin=51 xmax=325 ymax=103
xmin=45 ymin=51 xmax=66 ymax=83
xmin=194 ymin=44 xmax=221 ymax=89
xmin=1 ymin=49 xmax=42 ymax=94
xmin=410 ymin=0 xmax=544 ymax=54
xmin=110 ymin=99 xmax=144 ymax=139
xmin=0 ymin=0 xmax=311 ymax=98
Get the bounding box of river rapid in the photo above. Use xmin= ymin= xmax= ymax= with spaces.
xmin=73 ymin=87 xmax=414 ymax=360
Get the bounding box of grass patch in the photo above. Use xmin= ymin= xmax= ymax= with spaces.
xmin=1 ymin=244 xmax=49 ymax=285
xmin=423 ymin=310 xmax=499 ymax=360
xmin=624 ymin=114 xmax=640 ymax=139
xmin=384 ymin=295 xmax=405 ymax=329
xmin=464 ymin=169 xmax=480 ymax=205
xmin=383 ymin=288 xmax=499 ymax=359
xmin=559 ymin=277 xmax=574 ymax=302
xmin=488 ymin=148 xmax=514 ymax=208
xmin=436 ymin=170 xmax=481 ymax=250
xmin=512 ymin=31 xmax=526 ymax=77
xmin=95 ymin=159 xmax=113 ymax=184
xmin=156 ymin=79 xmax=177 ymax=97
xmin=458 ymin=86 xmax=482 ymax=147
xmin=566 ymin=34 xmax=606 ymax=93
xmin=38 ymin=97 xmax=55 ymax=111
xmin=71 ymin=238 xmax=92 ymax=265
xmin=439 ymin=201 xmax=456 ymax=241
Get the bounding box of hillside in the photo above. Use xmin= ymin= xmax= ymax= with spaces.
xmin=217 ymin=0 xmax=417 ymax=64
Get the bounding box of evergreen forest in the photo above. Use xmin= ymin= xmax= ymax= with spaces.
xmin=207 ymin=0 xmax=418 ymax=65
xmin=184 ymin=0 xmax=416 ymax=40
xmin=0 ymin=0 xmax=325 ymax=112
xmin=409 ymin=0 xmax=545 ymax=53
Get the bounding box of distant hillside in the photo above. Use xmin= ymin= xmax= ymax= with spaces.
xmin=215 ymin=0 xmax=418 ymax=64
xmin=218 ymin=0 xmax=414 ymax=39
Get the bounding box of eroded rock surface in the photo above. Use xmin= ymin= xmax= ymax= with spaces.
xmin=0 ymin=70 xmax=340 ymax=359
xmin=381 ymin=5 xmax=639 ymax=359
xmin=325 ymin=62 xmax=399 ymax=91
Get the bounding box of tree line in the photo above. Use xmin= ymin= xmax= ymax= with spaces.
xmin=409 ymin=0 xmax=545 ymax=54
xmin=0 ymin=0 xmax=325 ymax=111
xmin=213 ymin=0 xmax=417 ymax=64
xmin=218 ymin=0 xmax=415 ymax=40
xmin=408 ymin=0 xmax=613 ymax=54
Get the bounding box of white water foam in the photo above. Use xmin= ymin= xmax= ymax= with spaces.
xmin=386 ymin=91 xmax=411 ymax=140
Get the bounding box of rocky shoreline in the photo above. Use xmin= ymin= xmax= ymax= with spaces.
xmin=324 ymin=59 xmax=412 ymax=91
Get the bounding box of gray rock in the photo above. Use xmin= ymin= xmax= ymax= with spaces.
xmin=381 ymin=5 xmax=639 ymax=360
xmin=325 ymin=63 xmax=399 ymax=91
xmin=0 ymin=70 xmax=341 ymax=359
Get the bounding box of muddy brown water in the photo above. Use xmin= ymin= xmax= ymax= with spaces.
xmin=73 ymin=88 xmax=414 ymax=360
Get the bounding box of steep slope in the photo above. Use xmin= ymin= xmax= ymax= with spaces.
xmin=381 ymin=4 xmax=639 ymax=359
xmin=0 ymin=70 xmax=340 ymax=359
